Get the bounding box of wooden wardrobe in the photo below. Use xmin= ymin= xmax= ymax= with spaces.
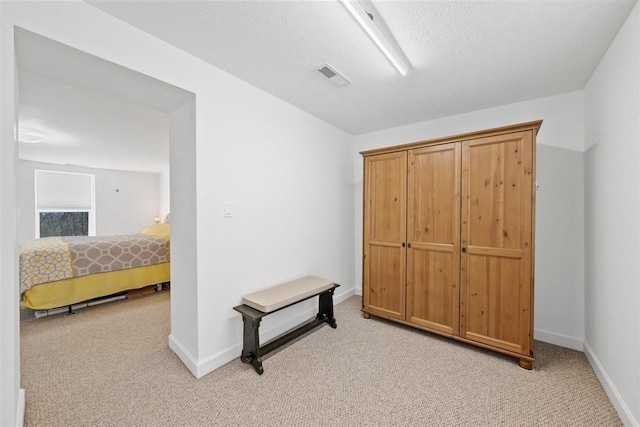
xmin=361 ymin=121 xmax=540 ymax=369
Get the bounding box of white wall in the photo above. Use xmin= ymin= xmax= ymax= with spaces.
xmin=18 ymin=160 xmax=160 ymax=244
xmin=353 ymin=91 xmax=586 ymax=350
xmin=158 ymin=168 xmax=170 ymax=221
xmin=0 ymin=3 xmax=355 ymax=421
xmin=534 ymin=144 xmax=585 ymax=349
xmin=583 ymin=3 xmax=640 ymax=425
xmin=195 ymin=84 xmax=354 ymax=364
xmin=0 ymin=6 xmax=22 ymax=425
xmin=168 ymin=98 xmax=199 ymax=368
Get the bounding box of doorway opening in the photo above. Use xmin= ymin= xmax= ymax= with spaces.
xmin=15 ymin=27 xmax=196 ymax=371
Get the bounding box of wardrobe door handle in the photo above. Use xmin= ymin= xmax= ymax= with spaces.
xmin=402 ymin=242 xmax=406 ymax=248
xmin=407 ymin=243 xmax=412 ymax=249
xmin=461 ymin=247 xmax=467 ymax=253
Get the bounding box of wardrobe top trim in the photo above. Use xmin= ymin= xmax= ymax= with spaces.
xmin=360 ymin=120 xmax=542 ymax=157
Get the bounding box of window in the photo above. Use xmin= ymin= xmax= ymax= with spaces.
xmin=39 ymin=212 xmax=89 ymax=237
xmin=35 ymin=170 xmax=96 ymax=238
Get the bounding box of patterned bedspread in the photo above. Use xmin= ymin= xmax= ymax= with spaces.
xmin=20 ymin=235 xmax=170 ymax=294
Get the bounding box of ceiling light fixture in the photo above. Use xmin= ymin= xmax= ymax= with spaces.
xmin=19 ymin=134 xmax=44 ymax=144
xmin=338 ymin=0 xmax=410 ymax=76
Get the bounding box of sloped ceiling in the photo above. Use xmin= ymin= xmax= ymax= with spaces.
xmin=16 ymin=28 xmax=192 ymax=173
xmin=18 ymin=71 xmax=171 ymax=174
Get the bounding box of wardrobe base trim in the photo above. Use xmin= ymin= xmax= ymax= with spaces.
xmin=362 ymin=309 xmax=535 ymax=366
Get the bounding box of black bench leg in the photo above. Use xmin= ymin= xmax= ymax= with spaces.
xmin=240 ymin=315 xmax=264 ymax=375
xmin=317 ymin=288 xmax=337 ymax=329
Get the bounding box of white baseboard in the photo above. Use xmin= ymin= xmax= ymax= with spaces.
xmin=168 ymin=334 xmax=199 ymax=377
xmin=534 ymin=328 xmax=584 ymax=351
xmin=329 ymin=287 xmax=357 ymax=305
xmin=191 ymin=340 xmax=242 ymax=379
xmin=16 ymin=388 xmax=25 ymax=427
xmin=584 ymin=342 xmax=639 ymax=427
xmin=176 ymin=287 xmax=356 ymax=379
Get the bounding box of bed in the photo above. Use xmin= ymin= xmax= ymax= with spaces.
xmin=19 ymin=222 xmax=170 ymax=311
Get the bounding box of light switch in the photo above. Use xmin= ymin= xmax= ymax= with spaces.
xmin=224 ymin=202 xmax=233 ymax=218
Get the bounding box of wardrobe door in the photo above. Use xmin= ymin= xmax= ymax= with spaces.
xmin=460 ymin=131 xmax=533 ymax=355
xmin=363 ymin=152 xmax=407 ymax=320
xmin=406 ymin=143 xmax=461 ymax=335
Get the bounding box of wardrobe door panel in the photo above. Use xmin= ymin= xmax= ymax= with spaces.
xmin=363 ymin=152 xmax=406 ymax=320
xmin=407 ymin=143 xmax=460 ymax=334
xmin=465 ymin=255 xmax=523 ymax=352
xmin=366 ymin=245 xmax=405 ymax=318
xmin=460 ymin=131 xmax=533 ymax=355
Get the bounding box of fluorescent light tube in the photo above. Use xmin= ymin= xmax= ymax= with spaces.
xmin=339 ymin=0 xmax=410 ymax=76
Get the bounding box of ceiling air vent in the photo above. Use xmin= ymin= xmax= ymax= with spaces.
xmin=316 ymin=64 xmax=351 ymax=88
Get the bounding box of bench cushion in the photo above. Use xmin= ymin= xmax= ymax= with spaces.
xmin=242 ymin=276 xmax=335 ymax=313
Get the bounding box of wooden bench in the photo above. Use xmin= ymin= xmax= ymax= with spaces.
xmin=233 ymin=276 xmax=339 ymax=375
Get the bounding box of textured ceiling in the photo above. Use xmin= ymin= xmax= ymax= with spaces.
xmin=14 ymin=0 xmax=638 ymax=173
xmin=88 ymin=0 xmax=637 ymax=135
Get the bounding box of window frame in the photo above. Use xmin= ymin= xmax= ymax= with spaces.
xmin=34 ymin=170 xmax=96 ymax=238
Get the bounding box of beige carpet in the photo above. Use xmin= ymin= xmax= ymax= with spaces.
xmin=21 ymin=292 xmax=620 ymax=426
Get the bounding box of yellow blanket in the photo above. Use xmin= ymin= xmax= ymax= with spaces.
xmin=22 ymin=263 xmax=170 ymax=310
